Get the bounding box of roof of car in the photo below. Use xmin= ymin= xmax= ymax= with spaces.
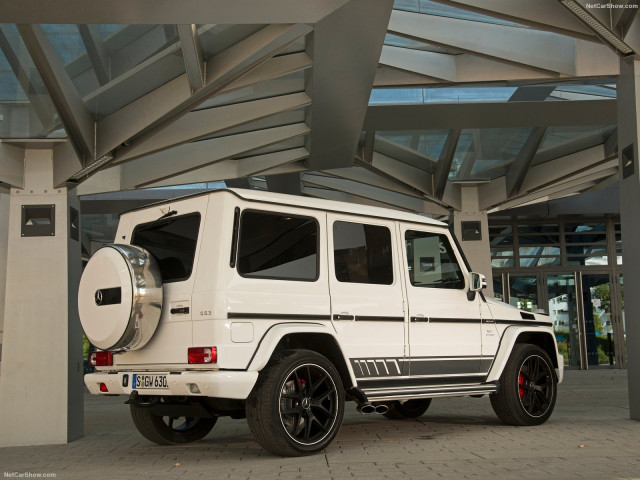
xmin=230 ymin=188 xmax=447 ymax=226
xmin=122 ymin=188 xmax=447 ymax=227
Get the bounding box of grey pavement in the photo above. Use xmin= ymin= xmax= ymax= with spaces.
xmin=1 ymin=369 xmax=639 ymax=480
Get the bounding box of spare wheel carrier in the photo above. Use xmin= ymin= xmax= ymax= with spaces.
xmin=78 ymin=244 xmax=163 ymax=351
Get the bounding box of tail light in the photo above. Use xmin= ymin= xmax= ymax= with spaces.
xmin=99 ymin=383 xmax=109 ymax=393
xmin=188 ymin=347 xmax=216 ymax=364
xmin=90 ymin=351 xmax=113 ymax=367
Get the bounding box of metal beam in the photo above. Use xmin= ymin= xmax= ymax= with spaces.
xmin=489 ymin=164 xmax=618 ymax=211
xmin=77 ymin=24 xmax=110 ymax=86
xmin=145 ymin=148 xmax=309 ymax=189
xmin=113 ymin=92 xmax=311 ymax=164
xmin=52 ymin=141 xmax=82 ymax=188
xmin=218 ymin=52 xmax=312 ymax=95
xmin=307 ymin=0 xmax=393 ymax=170
xmin=505 ymin=126 xmax=547 ymax=197
xmin=17 ymin=24 xmax=95 ymax=163
xmin=302 ymin=185 xmax=419 ymax=211
xmin=431 ymin=0 xmax=596 ymax=39
xmin=2 ymin=0 xmax=350 ymax=24
xmin=364 ymin=100 xmax=617 ymax=130
xmin=0 ymin=26 xmax=56 ymax=134
xmin=388 ymin=9 xmax=579 ymax=75
xmin=374 ymin=136 xmax=437 ymax=172
xmin=434 ymin=129 xmax=461 ymax=199
xmin=369 ymin=151 xmax=434 ymax=196
xmin=177 ymin=24 xmax=205 ymax=91
xmin=301 ymin=172 xmax=451 ymax=215
xmin=0 ymin=143 xmax=24 ymax=188
xmin=380 ymin=46 xmax=456 ymax=81
xmin=521 ymin=144 xmax=609 ymax=192
xmin=120 ymin=123 xmax=310 ymax=189
xmin=97 ymin=23 xmax=312 ymax=159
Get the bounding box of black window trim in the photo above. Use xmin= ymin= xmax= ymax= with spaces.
xmin=235 ymin=208 xmax=321 ymax=283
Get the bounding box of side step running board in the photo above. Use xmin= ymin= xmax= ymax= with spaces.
xmin=363 ymin=383 xmax=498 ymax=402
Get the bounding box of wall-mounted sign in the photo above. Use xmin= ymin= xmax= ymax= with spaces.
xmin=461 ymin=221 xmax=482 ymax=241
xmin=622 ymin=143 xmax=635 ymax=179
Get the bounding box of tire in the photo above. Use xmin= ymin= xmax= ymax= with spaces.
xmin=246 ymin=349 xmax=345 ymax=456
xmin=130 ymin=403 xmax=216 ymax=444
xmin=382 ymin=399 xmax=432 ymax=419
xmin=490 ymin=343 xmax=557 ymax=426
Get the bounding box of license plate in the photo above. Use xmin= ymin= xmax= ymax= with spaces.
xmin=132 ymin=374 xmax=168 ymax=390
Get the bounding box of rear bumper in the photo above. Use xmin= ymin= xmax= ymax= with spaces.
xmin=84 ymin=370 xmax=258 ymax=399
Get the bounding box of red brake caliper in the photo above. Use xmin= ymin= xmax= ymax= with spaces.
xmin=518 ymin=373 xmax=524 ymax=399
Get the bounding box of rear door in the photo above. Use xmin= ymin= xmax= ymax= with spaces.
xmin=328 ymin=214 xmax=407 ymax=381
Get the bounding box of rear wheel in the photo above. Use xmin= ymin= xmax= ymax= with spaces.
xmin=130 ymin=404 xmax=216 ymax=444
xmin=246 ymin=350 xmax=345 ymax=456
xmin=382 ymin=399 xmax=432 ymax=419
xmin=490 ymin=343 xmax=557 ymax=426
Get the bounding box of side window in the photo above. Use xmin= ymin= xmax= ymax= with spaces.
xmin=237 ymin=210 xmax=318 ymax=281
xmin=333 ymin=221 xmax=393 ymax=285
xmin=132 ymin=213 xmax=200 ymax=283
xmin=405 ymin=230 xmax=464 ymax=289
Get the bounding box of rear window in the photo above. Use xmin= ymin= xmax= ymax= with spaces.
xmin=132 ymin=213 xmax=201 ymax=283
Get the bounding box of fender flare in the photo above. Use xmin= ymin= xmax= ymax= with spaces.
xmin=246 ymin=322 xmax=358 ymax=386
xmin=486 ymin=325 xmax=563 ymax=383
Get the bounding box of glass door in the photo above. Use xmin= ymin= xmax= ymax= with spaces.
xmin=508 ymin=275 xmax=539 ymax=312
xmin=581 ymin=274 xmax=616 ymax=366
xmin=546 ymin=274 xmax=581 ymax=368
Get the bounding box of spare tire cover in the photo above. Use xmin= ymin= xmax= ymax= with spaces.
xmin=78 ymin=244 xmax=163 ymax=351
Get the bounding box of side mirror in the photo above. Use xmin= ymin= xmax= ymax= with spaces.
xmin=469 ymin=272 xmax=487 ymax=292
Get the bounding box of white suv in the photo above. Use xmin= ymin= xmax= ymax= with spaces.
xmin=79 ymin=188 xmax=563 ymax=456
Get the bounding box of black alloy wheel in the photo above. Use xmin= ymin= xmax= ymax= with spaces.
xmin=246 ymin=349 xmax=345 ymax=456
xmin=490 ymin=343 xmax=557 ymax=426
xmin=130 ymin=403 xmax=217 ymax=444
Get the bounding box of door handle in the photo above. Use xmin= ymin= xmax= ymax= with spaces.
xmin=333 ymin=312 xmax=355 ymax=321
xmin=410 ymin=315 xmax=429 ymax=322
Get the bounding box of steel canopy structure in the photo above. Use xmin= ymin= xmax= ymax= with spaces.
xmin=0 ymin=0 xmax=636 ymax=217
xmin=1 ymin=0 xmax=640 ymax=448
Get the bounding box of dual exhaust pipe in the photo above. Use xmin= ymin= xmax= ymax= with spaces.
xmin=356 ymin=403 xmax=389 ymax=415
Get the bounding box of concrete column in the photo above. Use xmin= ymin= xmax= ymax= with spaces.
xmin=0 ymin=149 xmax=83 ymax=446
xmin=452 ymin=186 xmax=494 ymax=298
xmin=0 ymin=192 xmax=9 ymax=359
xmin=618 ymin=56 xmax=640 ymax=421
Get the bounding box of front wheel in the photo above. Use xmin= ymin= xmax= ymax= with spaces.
xmin=490 ymin=343 xmax=557 ymax=426
xmin=130 ymin=403 xmax=217 ymax=444
xmin=246 ymin=349 xmax=345 ymax=456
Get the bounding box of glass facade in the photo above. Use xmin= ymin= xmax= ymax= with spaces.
xmin=491 ymin=216 xmax=626 ymax=370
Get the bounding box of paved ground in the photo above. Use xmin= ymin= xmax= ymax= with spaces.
xmin=1 ymin=369 xmax=639 ymax=480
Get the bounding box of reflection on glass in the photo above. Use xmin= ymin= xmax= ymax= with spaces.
xmin=493 ymin=275 xmax=503 ymax=301
xmin=582 ymin=274 xmax=614 ymax=366
xmin=547 ymin=275 xmax=580 ymax=367
xmin=509 ymin=275 xmax=538 ymax=312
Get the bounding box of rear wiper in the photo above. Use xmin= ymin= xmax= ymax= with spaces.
xmin=158 ymin=210 xmax=177 ymax=220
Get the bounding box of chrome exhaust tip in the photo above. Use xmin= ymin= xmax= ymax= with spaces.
xmin=357 ymin=404 xmax=376 ymax=414
xmin=374 ymin=404 xmax=389 ymax=414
